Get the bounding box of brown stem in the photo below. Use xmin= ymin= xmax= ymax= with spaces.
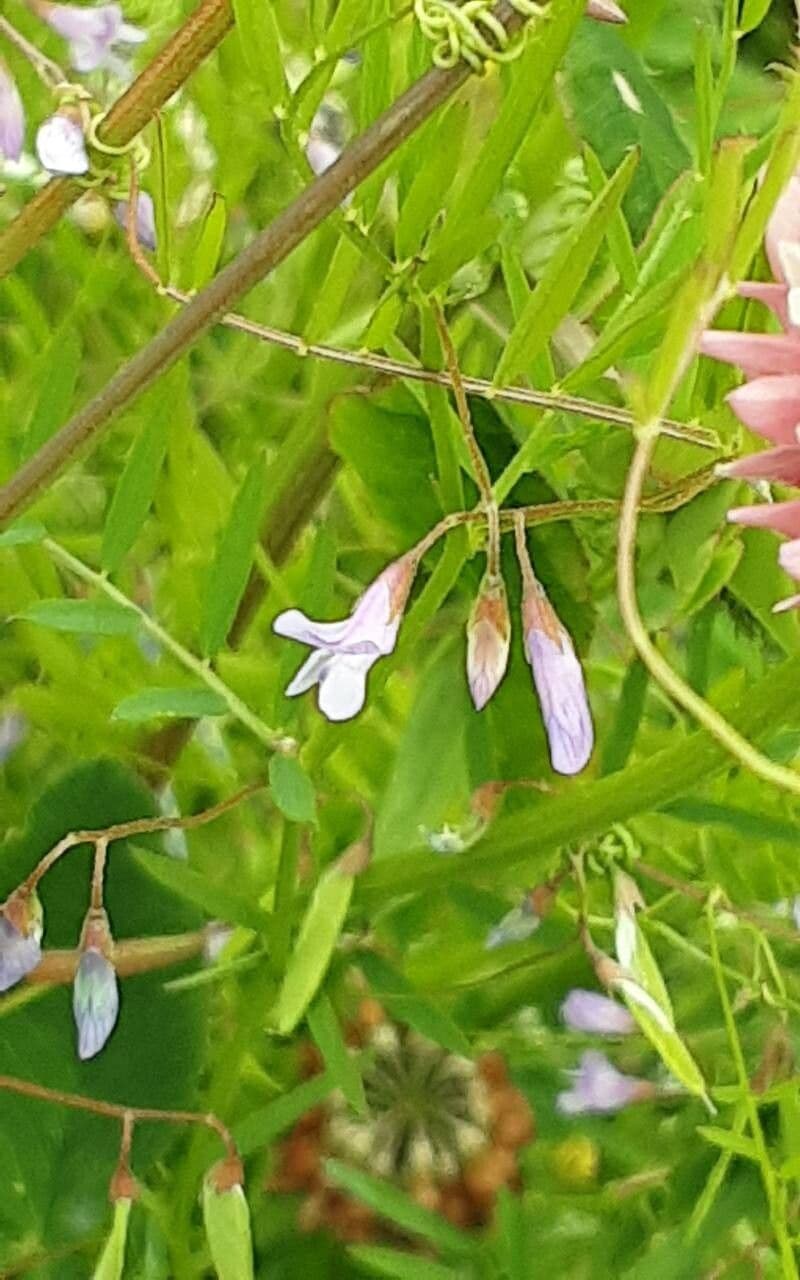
xmin=0 ymin=2 xmax=531 ymax=529
xmin=27 ymin=928 xmax=208 ymax=984
xmin=431 ymin=298 xmax=495 ymax=506
xmin=0 ymin=0 xmax=234 ymax=277
xmin=636 ymin=862 xmax=799 ymax=945
xmin=90 ymin=839 xmax=109 ymax=912
xmin=0 ymin=1073 xmax=237 ymax=1158
xmin=18 ymin=782 xmax=263 ymax=894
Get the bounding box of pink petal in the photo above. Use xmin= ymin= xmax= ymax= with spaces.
xmin=273 ymin=607 xmax=362 ymax=651
xmin=726 ymin=375 xmax=800 ymax=443
xmin=766 ymin=175 xmax=800 ymax=284
xmin=716 ymin=446 xmax=800 ymax=485
xmin=738 ymin=282 xmax=790 ymax=330
xmin=700 ymin=331 xmax=800 ymax=378
xmin=778 ymin=538 xmax=800 ymax=582
xmin=727 ymin=500 xmax=800 ymax=537
xmin=585 ymin=0 xmax=627 ymax=20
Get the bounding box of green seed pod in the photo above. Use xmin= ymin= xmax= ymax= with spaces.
xmin=202 ymin=1158 xmax=254 ymax=1280
xmin=92 ymin=1198 xmax=131 ymax=1280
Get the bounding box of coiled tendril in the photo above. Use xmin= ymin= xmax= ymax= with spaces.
xmin=414 ymin=0 xmax=544 ymax=71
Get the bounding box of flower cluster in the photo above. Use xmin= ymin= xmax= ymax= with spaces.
xmin=702 ymin=165 xmax=800 ymax=611
xmin=274 ymin=517 xmax=593 ymax=775
xmin=271 ymin=1000 xmax=534 ymax=1239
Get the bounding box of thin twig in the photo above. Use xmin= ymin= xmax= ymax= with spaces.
xmin=0 ymin=14 xmax=65 ymax=88
xmin=0 ymin=1074 xmax=238 ymax=1158
xmin=23 ymin=929 xmax=210 ymax=985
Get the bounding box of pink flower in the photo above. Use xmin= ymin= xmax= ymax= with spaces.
xmin=466 ymin=573 xmax=510 ymax=710
xmin=557 ymin=1051 xmax=654 ymax=1115
xmin=514 ymin=517 xmax=593 ymax=775
xmin=0 ymin=61 xmax=24 ymax=161
xmin=273 ymin=555 xmax=416 ymax=721
xmin=36 ymin=2 xmax=145 ymax=74
xmin=560 ymin=989 xmax=636 ymax=1036
xmin=701 ymin=164 xmax=800 ymax=609
xmin=35 ymin=113 xmax=89 ymax=175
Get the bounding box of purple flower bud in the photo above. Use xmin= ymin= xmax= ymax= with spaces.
xmin=514 ymin=518 xmax=593 ymax=775
xmin=73 ymin=947 xmax=119 ymax=1060
xmin=36 ymin=2 xmax=146 ymax=74
xmin=560 ymin=989 xmax=636 ymax=1036
xmin=306 ymin=134 xmax=341 ymax=177
xmin=0 ymin=61 xmax=24 ymax=161
xmin=36 ymin=113 xmax=89 ymax=176
xmin=0 ymin=901 xmax=42 ymax=992
xmin=485 ymin=895 xmax=540 ymax=950
xmin=557 ymin=1051 xmax=653 ymax=1115
xmin=114 ymin=191 xmax=156 ymax=251
xmin=466 ymin=573 xmax=510 ymax=711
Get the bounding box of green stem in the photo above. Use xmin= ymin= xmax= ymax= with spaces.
xmin=706 ymin=899 xmax=798 ymax=1277
xmin=44 ymin=538 xmax=287 ymax=753
xmin=271 ymin=823 xmax=301 ymax=974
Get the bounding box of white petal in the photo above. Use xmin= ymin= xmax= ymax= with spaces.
xmin=285 ymin=650 xmax=329 ymax=698
xmin=317 ymin=653 xmax=376 ymax=721
xmin=36 ymin=116 xmax=89 ymax=175
xmin=273 ymin=607 xmax=359 ymax=651
xmin=118 ymin=21 xmax=147 ymax=43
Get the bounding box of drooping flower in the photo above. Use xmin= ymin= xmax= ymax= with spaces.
xmin=306 ymin=134 xmax=341 ymax=177
xmin=585 ymin=0 xmax=627 ymax=21
xmin=35 ymin=113 xmax=89 ymax=175
xmin=466 ymin=572 xmax=511 ymax=710
xmin=560 ymin=989 xmax=636 ymax=1036
xmin=514 ymin=515 xmax=593 ymax=775
xmin=114 ymin=190 xmax=156 ymax=250
xmin=73 ymin=946 xmax=119 ymax=1059
xmin=556 ymin=1051 xmax=655 ymax=1115
xmin=273 ymin=554 xmax=417 ymax=721
xmin=485 ymin=894 xmax=541 ymax=950
xmin=701 ymin=165 xmax=800 ymax=610
xmin=34 ymin=2 xmax=146 ymax=75
xmin=0 ymin=61 xmax=24 ymax=162
xmin=0 ymin=892 xmax=43 ymax=992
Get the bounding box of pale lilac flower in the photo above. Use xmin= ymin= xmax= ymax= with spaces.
xmin=485 ymin=894 xmax=540 ymax=950
xmin=0 ymin=61 xmax=24 ymax=161
xmin=114 ymin=191 xmax=156 ymax=250
xmin=466 ymin=573 xmax=510 ymax=710
xmin=306 ymin=134 xmax=341 ymax=177
xmin=73 ymin=947 xmax=119 ymax=1059
xmin=273 ymin=554 xmax=416 ymax=721
xmin=557 ymin=1051 xmax=653 ymax=1115
xmin=514 ymin=517 xmax=593 ymax=775
xmin=560 ymin=989 xmax=636 ymax=1036
xmin=37 ymin=2 xmax=145 ymax=74
xmin=0 ymin=911 xmax=42 ymax=992
xmin=586 ymin=0 xmax=627 ymax=20
xmin=36 ymin=113 xmax=89 ymax=175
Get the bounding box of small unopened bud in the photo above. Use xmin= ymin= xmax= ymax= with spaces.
xmin=586 ymin=0 xmax=627 ymax=21
xmin=109 ymin=1162 xmax=139 ymax=1204
xmin=73 ymin=911 xmax=119 ymax=1060
xmin=0 ymin=890 xmax=43 ymax=991
xmin=560 ymin=988 xmax=636 ymax=1036
xmin=467 ymin=573 xmax=510 ymax=711
xmin=485 ymin=892 xmax=541 ymax=950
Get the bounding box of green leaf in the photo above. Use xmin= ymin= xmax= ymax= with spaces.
xmin=738 ymin=0 xmax=773 ymax=35
xmin=13 ymin=599 xmax=139 ymax=637
xmin=231 ymin=0 xmax=287 ymax=107
xmin=326 ymin=1160 xmax=473 ymax=1255
xmin=200 ymin=458 xmax=266 ymax=658
xmin=22 ymin=331 xmax=81 ymax=460
xmin=130 ymin=844 xmax=270 ymax=932
xmin=308 ymin=994 xmax=367 ymax=1115
xmin=583 ymin=143 xmax=638 ymax=291
xmin=111 ymin=687 xmax=228 ymax=722
xmin=394 ymin=101 xmax=469 ymax=262
xmin=272 ymin=860 xmax=355 ymax=1035
xmin=0 ymin=520 xmax=46 ymax=547
xmin=192 ymin=193 xmax=227 ymax=291
xmin=698 ymin=1126 xmax=759 ymax=1161
xmin=349 ymin=1245 xmax=460 ymax=1280
xmin=92 ymin=1199 xmax=131 ymax=1280
xmin=269 ymin=753 xmax=317 ymax=824
xmin=355 ymin=953 xmax=471 ymax=1057
xmin=493 ymin=148 xmax=639 ymax=386
xmin=101 ymin=418 xmax=168 ymax=573
xmin=202 ymin=1178 xmax=255 ymax=1280
xmin=234 ymin=1073 xmax=334 ymax=1155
